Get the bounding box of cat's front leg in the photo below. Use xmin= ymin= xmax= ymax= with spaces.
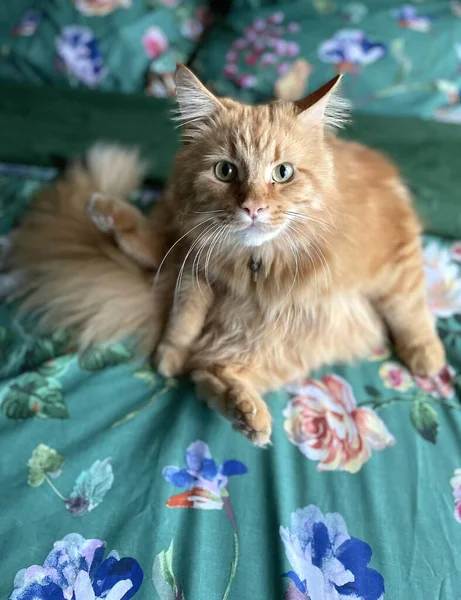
xmin=374 ymin=241 xmax=445 ymax=376
xmin=192 ymin=365 xmax=272 ymax=446
xmin=155 ymin=276 xmax=213 ymax=377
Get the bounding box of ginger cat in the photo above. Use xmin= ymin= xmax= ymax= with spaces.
xmin=9 ymin=66 xmax=445 ymax=446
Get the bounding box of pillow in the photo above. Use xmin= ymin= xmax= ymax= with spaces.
xmin=192 ymin=0 xmax=461 ymax=122
xmin=0 ymin=0 xmax=212 ymax=96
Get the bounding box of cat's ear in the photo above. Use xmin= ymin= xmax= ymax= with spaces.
xmin=174 ymin=64 xmax=224 ymax=133
xmin=295 ymin=75 xmax=350 ymax=130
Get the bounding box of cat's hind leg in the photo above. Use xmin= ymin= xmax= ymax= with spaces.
xmin=87 ymin=194 xmax=162 ymax=269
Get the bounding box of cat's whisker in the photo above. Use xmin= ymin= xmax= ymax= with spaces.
xmin=193 ymin=223 xmax=222 ymax=298
xmin=286 ymin=223 xmax=320 ymax=297
xmin=279 ymin=230 xmax=299 ymax=307
xmin=154 ymin=217 xmax=215 ymax=284
xmin=285 ymin=210 xmax=337 ymax=233
xmin=173 ymin=222 xmax=217 ymax=308
xmin=190 ymin=209 xmax=225 ymax=215
xmin=290 ymin=218 xmax=332 ymax=288
xmin=310 ymin=240 xmax=333 ymax=289
xmin=192 ymin=235 xmax=208 ymax=296
xmin=205 ymin=224 xmax=228 ymax=285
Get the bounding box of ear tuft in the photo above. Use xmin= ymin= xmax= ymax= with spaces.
xmin=173 ymin=64 xmax=224 ymax=136
xmin=323 ymin=92 xmax=351 ymax=130
xmin=295 ymin=75 xmax=350 ymax=131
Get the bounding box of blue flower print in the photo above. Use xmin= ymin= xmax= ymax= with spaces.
xmin=163 ymin=440 xmax=247 ymax=509
xmin=318 ymin=30 xmax=387 ymax=72
xmin=9 ymin=533 xmax=143 ymax=600
xmin=280 ymin=505 xmax=384 ymax=600
xmin=392 ymin=6 xmax=432 ymax=33
xmin=56 ymin=26 xmax=107 ymax=87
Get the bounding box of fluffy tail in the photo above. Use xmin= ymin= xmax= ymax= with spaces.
xmin=7 ymin=144 xmax=160 ymax=354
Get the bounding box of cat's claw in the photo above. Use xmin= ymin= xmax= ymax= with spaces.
xmin=228 ymin=390 xmax=272 ymax=447
xmin=86 ymin=193 xmax=115 ymax=233
xmin=156 ymin=342 xmax=188 ymax=378
xmin=398 ymin=337 xmax=445 ymax=377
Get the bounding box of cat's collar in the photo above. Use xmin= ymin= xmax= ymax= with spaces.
xmin=249 ymin=256 xmax=263 ymax=283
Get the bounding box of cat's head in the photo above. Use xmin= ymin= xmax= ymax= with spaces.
xmin=172 ymin=65 xmax=349 ymax=251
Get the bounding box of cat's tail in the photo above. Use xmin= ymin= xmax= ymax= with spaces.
xmin=6 ymin=144 xmax=161 ymax=355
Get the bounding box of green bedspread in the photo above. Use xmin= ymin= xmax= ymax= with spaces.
xmin=1 ymin=159 xmax=461 ymax=600
xmin=2 ymin=2 xmax=461 ymax=599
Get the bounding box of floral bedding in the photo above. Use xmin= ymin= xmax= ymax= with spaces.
xmin=2 ymin=0 xmax=461 ymax=121
xmin=1 ymin=169 xmax=461 ymax=600
xmin=193 ymin=0 xmax=461 ymax=122
xmin=2 ymin=1 xmax=461 ymax=599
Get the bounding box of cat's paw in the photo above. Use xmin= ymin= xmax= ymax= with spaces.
xmin=398 ymin=337 xmax=445 ymax=376
xmin=86 ymin=193 xmax=117 ymax=233
xmin=228 ymin=389 xmax=272 ymax=447
xmin=156 ymin=342 xmax=189 ymax=378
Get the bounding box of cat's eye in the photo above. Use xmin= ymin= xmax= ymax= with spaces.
xmin=272 ymin=163 xmax=294 ymax=183
xmin=214 ymin=161 xmax=237 ymax=182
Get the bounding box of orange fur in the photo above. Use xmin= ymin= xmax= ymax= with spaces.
xmin=8 ymin=68 xmax=444 ymax=445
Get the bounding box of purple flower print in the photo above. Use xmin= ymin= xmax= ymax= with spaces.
xmin=56 ymin=26 xmax=107 ymax=87
xmin=281 ymin=506 xmax=385 ymax=600
xmin=163 ymin=441 xmax=248 ymax=599
xmin=392 ymin=6 xmax=433 ymax=33
xmin=9 ymin=533 xmax=143 ymax=600
xmin=222 ymin=13 xmax=301 ymax=88
xmin=163 ymin=440 xmax=247 ymax=510
xmin=318 ymin=30 xmax=387 ymax=72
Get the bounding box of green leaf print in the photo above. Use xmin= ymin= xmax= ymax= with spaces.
xmin=133 ymin=366 xmax=159 ymax=386
xmin=66 ymin=458 xmax=114 ymax=516
xmin=37 ymin=355 xmax=74 ymax=377
xmin=78 ymin=342 xmax=132 ymax=371
xmin=1 ymin=373 xmax=68 ymax=420
xmin=24 ymin=329 xmax=71 ymax=370
xmin=364 ymin=385 xmax=381 ymax=398
xmin=410 ymin=394 xmax=439 ymax=444
xmin=27 ymin=444 xmax=65 ymax=487
xmin=152 ymin=540 xmax=184 ymax=600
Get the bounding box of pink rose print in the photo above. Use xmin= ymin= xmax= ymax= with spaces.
xmin=142 ymin=26 xmax=168 ymax=60
xmin=223 ymin=14 xmax=301 ymax=88
xmin=226 ymin=50 xmax=238 ymax=63
xmin=284 ymin=374 xmax=395 ymax=473
xmin=268 ymin=11 xmax=285 ymax=24
xmin=368 ymin=346 xmax=391 ymax=361
xmin=287 ymin=22 xmax=301 ymax=33
xmin=277 ymin=62 xmax=292 ymax=76
xmin=424 ymin=242 xmax=461 ymax=318
xmin=236 ymin=74 xmax=257 ymax=89
xmin=233 ymin=38 xmax=248 ymax=50
xmin=261 ymin=52 xmax=277 ymax=66
xmin=223 ymin=64 xmax=238 ymax=78
xmin=451 ymin=242 xmax=461 ymax=263
xmin=180 ymin=18 xmax=204 ymax=41
xmin=254 ymin=18 xmax=266 ymax=32
xmin=379 ymin=361 xmax=414 ymax=392
xmin=450 ymin=468 xmax=461 ymax=522
xmin=245 ymin=53 xmax=258 ymax=66
xmin=414 ymin=365 xmax=455 ymax=399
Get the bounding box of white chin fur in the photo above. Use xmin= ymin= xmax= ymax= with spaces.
xmin=239 ymin=228 xmax=280 ymax=247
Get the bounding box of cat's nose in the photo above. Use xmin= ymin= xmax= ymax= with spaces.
xmin=241 ymin=201 xmax=268 ymax=220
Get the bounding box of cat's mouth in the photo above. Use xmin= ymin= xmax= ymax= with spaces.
xmin=234 ymin=222 xmax=281 ymax=247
